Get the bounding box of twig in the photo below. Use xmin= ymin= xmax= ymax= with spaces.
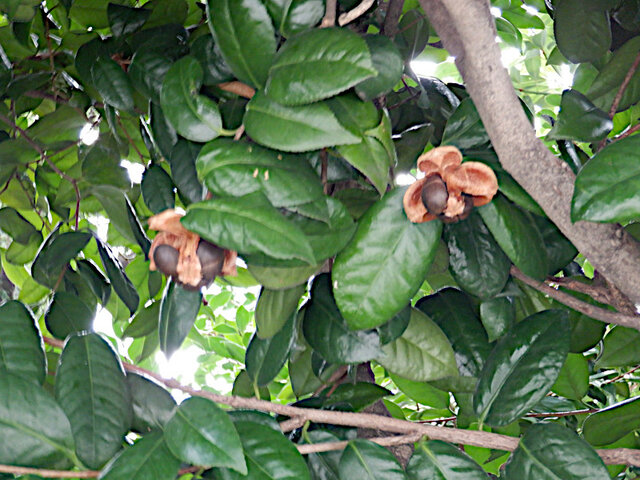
xmin=39 ymin=336 xmax=640 ymax=466
xmin=510 ymin=266 xmax=640 ymax=331
xmin=524 ymin=408 xmax=598 ymax=418
xmin=116 ymin=115 xmax=145 ymax=161
xmin=602 ymin=365 xmax=640 ymax=385
xmin=217 ymin=81 xmax=255 ymax=99
xmin=233 ymin=124 xmax=245 ymax=141
xmin=320 ymin=150 xmax=329 ymax=195
xmin=320 ymin=0 xmax=337 ymax=27
xmin=280 ymin=417 xmax=307 ymax=433
xmin=550 ymin=275 xmax=636 ymax=314
xmin=298 ymin=432 xmax=424 ymax=455
xmin=382 ymin=0 xmax=405 ymax=37
xmin=0 ymin=463 xmax=201 ymax=479
xmin=338 ymin=0 xmax=375 ymax=26
xmin=615 ymin=122 xmax=640 ymax=142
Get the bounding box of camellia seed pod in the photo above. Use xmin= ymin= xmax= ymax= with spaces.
xmin=153 ymin=244 xmax=180 ymax=278
xmin=420 ymin=174 xmax=448 ymax=215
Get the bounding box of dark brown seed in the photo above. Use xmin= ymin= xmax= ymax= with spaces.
xmin=421 ymin=174 xmax=448 ymax=215
xmin=196 ymin=240 xmax=225 ymax=287
xmin=458 ymin=195 xmax=474 ymax=221
xmin=153 ymin=244 xmax=179 ymax=278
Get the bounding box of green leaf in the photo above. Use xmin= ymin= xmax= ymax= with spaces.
xmin=547 ymin=90 xmax=612 ymax=142
xmin=28 ymin=105 xmax=88 ymax=146
xmin=90 ymin=185 xmax=140 ymax=245
xmin=125 ymin=199 xmax=152 ymax=258
xmin=141 ymin=164 xmax=175 ymax=214
xmin=214 ymin=421 xmax=310 ymax=479
xmin=441 ymin=98 xmax=490 ymax=150
xmin=474 ymin=310 xmax=570 ymax=427
xmin=158 ymin=280 xmax=202 ymax=357
xmin=244 ymin=91 xmax=361 ymax=152
xmin=478 ymin=195 xmax=547 ymax=280
xmin=100 ymin=431 xmax=181 ymax=480
xmin=0 ymin=373 xmax=75 ymax=469
xmin=305 ymin=430 xmax=342 ymax=479
xmin=91 ymin=56 xmax=135 ymax=112
xmin=264 ymin=0 xmax=324 ymax=37
xmin=303 ymin=274 xmax=382 ymax=364
xmin=76 ymin=259 xmax=111 ymax=306
xmin=337 ymin=137 xmax=390 ymax=195
xmin=333 ymin=188 xmax=442 ymax=330
xmin=55 ymin=332 xmax=132 ymax=469
xmin=394 ymin=10 xmax=430 ymax=60
xmin=266 ymin=28 xmax=375 ymax=106
xmin=479 ymin=297 xmax=514 ymax=342
xmin=150 ymin=102 xmax=178 ymax=159
xmin=128 ymin=372 xmax=176 ymax=433
xmin=45 ymin=291 xmax=95 ymax=340
xmin=533 ymin=215 xmax=577 ymax=276
xmin=168 ymin=140 xmax=206 ymax=205
xmin=196 ymin=138 xmax=324 ymax=207
xmin=32 ymin=230 xmax=92 ymax=288
xmin=107 ymin=3 xmax=150 ymax=37
xmin=0 ymin=207 xmax=38 ymax=243
xmin=572 ymin=135 xmax=640 ymax=223
xmin=552 ymin=353 xmax=589 ymax=401
xmin=406 ymin=440 xmax=490 ymax=480
xmin=96 ymin=236 xmax=140 ymax=315
xmin=377 ymin=305 xmax=411 ymax=345
xmin=160 ymin=56 xmax=223 ymax=143
xmin=338 ymin=439 xmax=406 ymax=480
xmin=206 ymin=0 xmax=276 ymax=89
xmin=355 ymin=35 xmax=403 ymax=101
xmin=232 ymin=370 xmax=271 ymax=399
xmin=248 ymin=263 xmax=319 ymax=290
xmin=416 ymin=288 xmax=492 ymax=377
xmin=246 ymin=313 xmax=296 ymax=386
xmin=390 ymin=373 xmax=449 ymax=409
xmin=164 ymin=396 xmax=246 ymax=472
xmin=596 ymin=325 xmax=640 ymax=367
xmin=444 ymin=211 xmax=510 ymax=299
xmin=124 ymin=301 xmax=160 ymax=339
xmin=504 ymin=423 xmax=610 ymax=479
xmin=255 ymin=284 xmax=305 ymax=339
xmin=183 ymin=193 xmax=316 ymax=264
xmin=553 ymin=0 xmax=611 ymax=64
xmin=376 ymin=308 xmax=457 ymax=382
xmin=324 ymin=383 xmax=391 ymax=411
xmin=569 ymin=311 xmax=606 ymax=353
xmin=190 ymin=34 xmax=234 ymax=86
xmin=582 ymin=396 xmax=640 ymax=446
xmin=0 ymin=301 xmax=46 ymax=384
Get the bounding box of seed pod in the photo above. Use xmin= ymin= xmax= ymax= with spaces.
xmin=458 ymin=195 xmax=474 ymax=221
xmin=153 ymin=244 xmax=180 ymax=278
xmin=420 ymin=174 xmax=448 ymax=215
xmin=196 ymin=240 xmax=225 ymax=288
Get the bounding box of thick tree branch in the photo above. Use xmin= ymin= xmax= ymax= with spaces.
xmin=382 ymin=0 xmax=405 ymax=37
xmin=418 ymin=0 xmax=640 ymax=308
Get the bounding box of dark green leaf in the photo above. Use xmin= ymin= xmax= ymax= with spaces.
xmin=596 ymin=325 xmax=640 ymax=367
xmin=582 ymin=396 xmax=640 ymax=446
xmin=246 ymin=313 xmax=296 ymax=386
xmin=150 ymin=102 xmax=179 ymax=159
xmin=206 ymin=0 xmax=276 ymax=88
xmin=168 ymin=140 xmax=206 ymax=205
xmin=96 ymin=236 xmax=140 ymax=315
xmin=504 ymin=423 xmax=610 ymax=479
xmin=0 ymin=300 xmax=46 ymax=384
xmin=390 ymin=373 xmax=449 ymax=409
xmin=158 ymin=280 xmax=202 ymax=357
xmin=406 ymin=440 xmax=490 ymax=480
xmin=45 ymin=291 xmax=95 ymax=340
xmin=124 ymin=301 xmax=160 ymax=338
xmin=27 ymin=106 xmax=88 ymax=146
xmin=248 ymin=263 xmax=319 ymax=290
xmin=128 ymin=372 xmax=176 ymax=433
xmin=0 ymin=207 xmax=37 ymax=243
xmin=0 ymin=373 xmax=74 ymax=469
xmin=338 ymin=439 xmax=406 ymax=480
xmin=305 ymin=430 xmax=342 ymax=479
xmin=255 ymin=284 xmax=305 ymax=339
xmin=164 ymin=396 xmax=246 ymax=472
xmin=232 ymin=370 xmax=271 ymax=399
xmin=191 ymin=34 xmax=234 ymax=86
xmin=376 ymin=308 xmax=457 ymax=382
xmin=55 ymin=332 xmax=132 ymax=469
xmin=142 ymin=165 xmax=175 ymax=214
xmin=552 ymin=353 xmax=588 ymax=401
xmin=376 ymin=305 xmax=411 ymax=345
xmin=107 ymin=3 xmax=150 ymax=37
xmin=441 ymin=98 xmax=490 ymax=150
xmin=547 ymin=90 xmax=612 ymax=142
xmin=355 ymin=35 xmax=403 ymax=101
xmin=125 ymin=198 xmax=152 ymax=258
xmin=91 ymin=56 xmax=135 ymax=112
xmin=244 ymin=91 xmax=361 ymax=152
xmin=324 ymin=383 xmax=391 ymax=411
xmin=479 ymin=297 xmax=514 ymax=342
xmin=533 ymin=215 xmax=577 ymax=275
xmin=91 ymin=185 xmax=141 ymax=245
xmin=333 ymin=188 xmax=442 ymax=330
xmin=444 ymin=211 xmax=510 ymax=299
xmin=303 ymin=273 xmax=382 ymax=364
xmin=32 ymin=230 xmax=92 ymax=288
xmin=337 ymin=137 xmax=390 ymax=195
xmin=569 ymin=311 xmax=605 ymax=353
xmin=554 ymin=0 xmax=611 ymax=64
xmin=129 ymin=49 xmax=173 ymax=104
xmin=76 ymin=259 xmax=111 ymax=306
xmin=474 ymin=310 xmax=570 ymax=427
xmin=572 ymin=135 xmax=640 ymax=223
xmin=264 ymin=0 xmax=323 ymax=37
xmin=395 ymin=10 xmax=430 ymax=60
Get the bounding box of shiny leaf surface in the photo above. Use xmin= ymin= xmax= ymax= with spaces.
xmin=158 ymin=281 xmax=202 ymax=357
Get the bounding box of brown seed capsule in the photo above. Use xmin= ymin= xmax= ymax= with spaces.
xmin=153 ymin=244 xmax=180 ymax=278
xmin=196 ymin=240 xmax=225 ymax=288
xmin=458 ymin=195 xmax=474 ymax=221
xmin=420 ymin=174 xmax=448 ymax=215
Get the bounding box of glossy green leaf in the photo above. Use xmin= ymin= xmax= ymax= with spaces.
xmin=533 ymin=215 xmax=577 ymax=275
xmin=478 ymin=195 xmax=547 ymax=280
xmin=569 ymin=311 xmax=606 ymax=353
xmin=596 ymin=325 xmax=640 ymax=367
xmin=91 ymin=56 xmax=135 ymax=112
xmin=232 ymin=369 xmax=271 ymax=399
xmin=441 ymin=98 xmax=490 ymax=150
xmin=196 ymin=138 xmax=324 ymax=207
xmin=96 ymin=236 xmax=140 ymax=315
xmin=150 ymin=102 xmax=179 ymax=160
xmin=338 ymin=439 xmax=406 ymax=480
xmin=355 ymin=35 xmax=403 ymax=101
xmin=90 ymin=185 xmax=140 ymax=245
xmin=337 ymin=137 xmax=390 ymax=195
xmin=376 ymin=305 xmax=411 ymax=345
xmin=333 ymin=188 xmax=442 ymax=330
xmin=572 ymin=135 xmax=640 ymax=223
xmin=158 ymin=280 xmax=202 ymax=357
xmin=416 ymin=288 xmax=492 ymax=377
xmin=214 ymin=421 xmax=310 ymax=480
xmin=45 ymin=291 xmax=95 ymax=340
xmin=76 ymin=259 xmax=111 ymax=306
xmin=190 ymin=34 xmax=234 ymax=86
xmin=107 ymin=3 xmax=150 ymax=37
xmin=327 ymin=92 xmax=380 ymax=135
xmin=128 ymin=372 xmax=176 ymax=433
xmin=407 ymin=440 xmax=489 ymax=480
xmin=168 ymin=139 xmax=206 ymax=205
xmin=141 ymin=164 xmax=175 ymax=214
xmin=582 ymin=396 xmax=640 ymax=446
xmin=124 ymin=301 xmax=160 ymax=338
xmin=183 ymin=194 xmax=316 ymax=264
xmin=552 ymin=353 xmax=588 ymax=401
xmin=444 ymin=211 xmax=510 ymax=299
xmin=547 ymin=90 xmax=612 ymax=142
xmin=32 ymin=230 xmax=92 ymax=288
xmin=55 ymin=332 xmax=131 ymax=469
xmin=553 ymin=0 xmax=611 ymax=64
xmin=160 ymin=56 xmax=222 ymax=143
xmin=474 ymin=310 xmax=570 ymax=427
xmin=248 ymin=263 xmax=319 ymax=290
xmin=206 ymin=0 xmax=276 ymax=88
xmin=0 ymin=207 xmax=37 ymax=243
xmin=324 ymin=382 xmax=391 ymax=411
xmin=264 ymin=0 xmax=323 ymax=37
xmin=255 ymin=284 xmax=305 ymax=338
xmin=390 ymin=373 xmax=449 ymax=409
xmin=305 ymin=430 xmax=342 ymax=479
xmin=394 ymin=10 xmax=430 ymax=60
xmin=246 ymin=313 xmax=296 ymax=386
xmin=266 ymin=28 xmax=375 ymax=106
xmin=303 ymin=274 xmax=382 ymax=364
xmin=164 ymin=396 xmax=246 ymax=472
xmin=244 ymin=91 xmax=361 ymax=152
xmin=129 ymin=51 xmax=173 ymax=100
xmin=0 ymin=300 xmax=46 ymax=384
xmin=0 ymin=373 xmax=75 ymax=469
xmin=100 ymin=431 xmax=180 ymax=480
xmin=125 ymin=198 xmax=152 ymax=258
xmin=479 ymin=297 xmax=514 ymax=342
xmin=376 ymin=308 xmax=457 ymax=382
xmin=504 ymin=423 xmax=610 ymax=479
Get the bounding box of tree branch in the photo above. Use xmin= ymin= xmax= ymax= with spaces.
xmin=321 ymin=0 xmax=337 ymax=27
xmin=338 ymin=0 xmax=375 ymax=26
xmin=217 ymin=81 xmax=255 ymax=99
xmin=382 ymin=0 xmax=405 ymax=37
xmin=418 ymin=0 xmax=640 ymax=307
xmin=298 ymin=432 xmax=424 ymax=455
